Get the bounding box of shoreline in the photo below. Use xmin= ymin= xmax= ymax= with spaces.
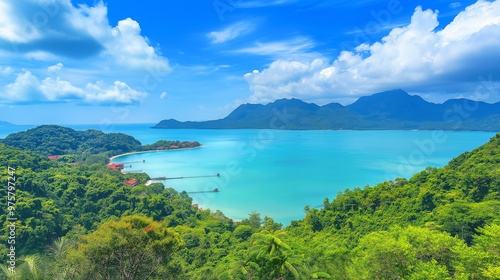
xmin=109 ymin=145 xmax=204 ymax=163
xmin=109 ymin=145 xmax=242 ymax=221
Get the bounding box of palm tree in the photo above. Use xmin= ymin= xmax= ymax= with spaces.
xmin=0 ymin=263 xmax=17 ymax=279
xmin=250 ymin=231 xmax=302 ymax=279
xmin=49 ymin=237 xmax=71 ymax=260
xmin=49 ymin=237 xmax=77 ymax=280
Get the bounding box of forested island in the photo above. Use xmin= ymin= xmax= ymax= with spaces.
xmin=153 ymin=90 xmax=500 ymax=131
xmin=0 ymin=126 xmax=499 ymax=279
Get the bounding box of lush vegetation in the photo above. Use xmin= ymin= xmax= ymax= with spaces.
xmin=1 ymin=126 xmax=202 ymax=164
xmin=143 ymin=140 xmax=201 ymax=151
xmin=0 ymin=127 xmax=499 ymax=279
xmin=1 ymin=125 xmax=142 ymax=157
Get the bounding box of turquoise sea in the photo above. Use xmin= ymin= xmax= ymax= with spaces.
xmin=1 ymin=124 xmax=496 ymax=225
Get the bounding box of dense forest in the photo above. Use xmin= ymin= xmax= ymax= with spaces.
xmin=0 ymin=127 xmax=499 ymax=279
xmin=1 ymin=126 xmax=201 ymax=165
xmin=1 ymin=125 xmax=142 ymax=157
xmin=142 ymin=140 xmax=202 ymax=151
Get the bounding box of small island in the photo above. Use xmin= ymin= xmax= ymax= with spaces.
xmin=142 ymin=140 xmax=202 ymax=151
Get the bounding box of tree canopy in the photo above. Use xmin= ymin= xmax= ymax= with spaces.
xmin=1 ymin=127 xmax=499 ymax=279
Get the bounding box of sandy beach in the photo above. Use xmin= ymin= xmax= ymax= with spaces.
xmin=109 ymin=145 xmax=204 ymax=163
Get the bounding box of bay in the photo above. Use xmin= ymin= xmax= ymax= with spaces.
xmin=1 ymin=124 xmax=495 ymax=225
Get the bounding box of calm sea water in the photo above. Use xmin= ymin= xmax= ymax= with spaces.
xmin=1 ymin=124 xmax=496 ymax=225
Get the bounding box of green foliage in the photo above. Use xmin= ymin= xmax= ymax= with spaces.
xmin=1 ymin=125 xmax=141 ymax=157
xmin=2 ymin=128 xmax=500 ymax=280
xmin=67 ymin=215 xmax=183 ymax=279
xmin=347 ymin=226 xmax=466 ymax=279
xmin=1 ymin=125 xmax=202 ymax=161
xmin=0 ymin=145 xmax=196 ymax=256
xmin=142 ymin=140 xmax=201 ymax=150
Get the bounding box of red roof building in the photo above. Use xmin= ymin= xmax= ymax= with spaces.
xmin=123 ymin=179 xmax=138 ymax=187
xmin=107 ymin=163 xmax=124 ymax=171
xmin=48 ymin=155 xmax=61 ymax=160
xmin=170 ymin=145 xmax=179 ymax=149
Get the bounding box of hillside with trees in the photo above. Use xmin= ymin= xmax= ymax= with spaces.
xmin=0 ymin=128 xmax=499 ymax=279
xmin=1 ymin=125 xmax=202 ymax=163
xmin=1 ymin=125 xmax=142 ymax=157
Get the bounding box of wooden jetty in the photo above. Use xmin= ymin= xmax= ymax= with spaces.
xmin=124 ymin=169 xmax=143 ymax=174
xmin=152 ymin=173 xmax=220 ymax=181
xmin=120 ymin=160 xmax=145 ymax=164
xmin=187 ymin=188 xmax=219 ymax=194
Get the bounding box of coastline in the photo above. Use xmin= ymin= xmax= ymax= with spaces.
xmin=110 ymin=145 xmax=241 ymax=221
xmin=109 ymin=144 xmax=243 ymax=221
xmin=109 ymin=145 xmax=204 ymax=163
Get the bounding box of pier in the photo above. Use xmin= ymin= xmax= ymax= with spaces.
xmin=120 ymin=160 xmax=146 ymax=164
xmin=187 ymin=188 xmax=219 ymax=194
xmin=151 ymin=173 xmax=220 ymax=181
xmin=124 ymin=169 xmax=143 ymax=173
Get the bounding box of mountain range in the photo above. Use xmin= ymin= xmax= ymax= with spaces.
xmin=153 ymin=89 xmax=500 ymax=131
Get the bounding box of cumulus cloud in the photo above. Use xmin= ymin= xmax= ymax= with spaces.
xmin=208 ymin=22 xmax=254 ymax=43
xmin=243 ymin=0 xmax=500 ymax=103
xmin=106 ymin=18 xmax=169 ymax=72
xmin=0 ymin=0 xmax=169 ymax=72
xmin=0 ymin=71 xmax=147 ymax=105
xmin=84 ymin=81 xmax=148 ymax=104
xmin=48 ymin=63 xmax=63 ymax=72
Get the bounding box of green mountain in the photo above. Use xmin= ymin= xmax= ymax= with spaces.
xmin=153 ymin=89 xmax=500 ymax=131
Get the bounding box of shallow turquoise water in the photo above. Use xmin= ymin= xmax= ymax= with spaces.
xmin=103 ymin=126 xmax=494 ymax=225
xmin=1 ymin=124 xmax=496 ymax=225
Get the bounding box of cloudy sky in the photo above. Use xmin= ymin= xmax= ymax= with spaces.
xmin=0 ymin=0 xmax=499 ymax=124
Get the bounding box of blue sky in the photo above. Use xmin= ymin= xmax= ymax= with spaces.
xmin=0 ymin=0 xmax=499 ymax=124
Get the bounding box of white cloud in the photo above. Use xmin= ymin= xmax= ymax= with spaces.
xmin=160 ymin=92 xmax=168 ymax=99
xmin=208 ymin=22 xmax=254 ymax=43
xmin=48 ymin=63 xmax=64 ymax=72
xmin=0 ymin=71 xmax=147 ymax=105
xmin=233 ymin=37 xmax=316 ymax=59
xmin=0 ymin=65 xmax=13 ymax=75
xmin=243 ymin=1 xmax=500 ymax=103
xmin=0 ymin=1 xmax=41 ymax=43
xmin=0 ymin=0 xmax=169 ymax=73
xmin=106 ymin=18 xmax=170 ymax=72
xmin=84 ymin=81 xmax=147 ymax=104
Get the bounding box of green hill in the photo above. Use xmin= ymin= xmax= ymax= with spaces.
xmin=1 ymin=125 xmax=141 ymax=157
xmin=0 ymin=127 xmax=499 ymax=279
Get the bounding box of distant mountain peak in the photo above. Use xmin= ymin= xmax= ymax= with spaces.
xmin=153 ymin=89 xmax=500 ymax=131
